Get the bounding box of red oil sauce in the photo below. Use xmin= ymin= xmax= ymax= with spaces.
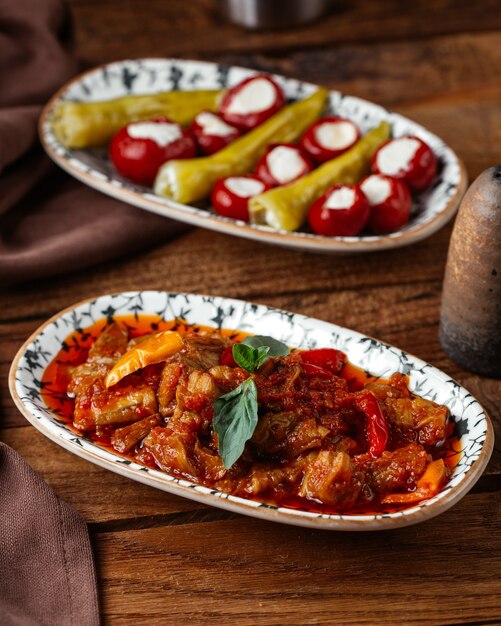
xmin=42 ymin=314 xmax=247 ymax=425
xmin=41 ymin=315 xmax=462 ymax=516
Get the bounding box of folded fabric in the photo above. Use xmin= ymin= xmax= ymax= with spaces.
xmin=0 ymin=0 xmax=189 ymax=288
xmin=0 ymin=443 xmax=99 ymax=626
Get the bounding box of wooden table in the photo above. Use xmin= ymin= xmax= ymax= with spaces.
xmin=2 ymin=1 xmax=500 ymax=623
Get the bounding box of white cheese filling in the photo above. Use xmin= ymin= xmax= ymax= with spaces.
xmin=360 ymin=175 xmax=392 ymax=206
xmin=225 ymin=177 xmax=265 ymax=197
xmin=314 ymin=121 xmax=358 ymax=151
xmin=267 ymin=146 xmax=306 ymax=184
xmin=225 ymin=78 xmax=277 ymax=115
xmin=376 ymin=137 xmax=420 ymax=176
xmin=325 ymin=187 xmax=356 ymax=210
xmin=195 ymin=112 xmax=237 ymax=137
xmin=128 ymin=122 xmax=183 ymax=146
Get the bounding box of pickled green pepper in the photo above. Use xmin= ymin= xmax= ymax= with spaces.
xmin=52 ymin=90 xmax=223 ymax=149
xmin=248 ymin=121 xmax=391 ymax=231
xmin=154 ymin=88 xmax=328 ymax=205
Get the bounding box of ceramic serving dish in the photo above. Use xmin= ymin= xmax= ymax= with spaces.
xmin=9 ymin=291 xmax=493 ymax=530
xmin=40 ymin=58 xmax=467 ymax=254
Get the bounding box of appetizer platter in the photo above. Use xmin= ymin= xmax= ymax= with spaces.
xmin=40 ymin=59 xmax=467 ymax=253
xmin=10 ymin=292 xmax=493 ymax=530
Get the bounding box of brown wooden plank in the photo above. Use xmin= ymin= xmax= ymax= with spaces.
xmin=1 ymin=223 xmax=450 ymax=323
xmin=217 ymin=31 xmax=501 ymax=108
xmin=68 ymin=0 xmax=501 ymax=64
xmin=94 ymin=492 xmax=501 ymax=625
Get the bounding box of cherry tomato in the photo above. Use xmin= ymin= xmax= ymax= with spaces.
xmin=359 ymin=174 xmax=412 ymax=234
xmin=300 ymin=116 xmax=360 ymax=164
xmin=218 ymin=74 xmax=284 ymax=131
xmin=371 ymin=135 xmax=437 ymax=191
xmin=308 ymin=184 xmax=371 ymax=236
xmin=301 ymin=348 xmax=346 ymax=374
xmin=220 ymin=346 xmax=237 ymax=367
xmin=211 ymin=175 xmax=271 ymax=221
xmin=191 ymin=111 xmax=241 ymax=155
xmin=255 ymin=143 xmax=314 ymax=187
xmin=109 ymin=116 xmax=196 ymax=185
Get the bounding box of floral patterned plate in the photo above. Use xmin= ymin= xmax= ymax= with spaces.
xmin=39 ymin=58 xmax=467 ymax=254
xmin=9 ymin=292 xmax=493 ymax=530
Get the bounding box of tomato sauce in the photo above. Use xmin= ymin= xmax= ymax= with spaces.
xmin=41 ymin=315 xmax=462 ymax=515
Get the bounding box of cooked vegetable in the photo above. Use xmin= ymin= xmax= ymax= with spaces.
xmin=249 ymin=120 xmax=391 ymax=231
xmin=154 ymin=88 xmax=328 ymax=205
xmin=353 ymin=390 xmax=390 ymax=458
xmin=371 ymin=135 xmax=437 ymax=191
xmin=308 ymin=183 xmax=371 ymax=237
xmin=105 ymin=330 xmax=184 ymax=387
xmin=110 ymin=116 xmax=196 ymax=185
xmin=220 ymin=345 xmax=238 ymax=367
xmin=300 ymin=348 xmax=346 ymax=374
xmin=51 ymin=89 xmax=223 ymax=149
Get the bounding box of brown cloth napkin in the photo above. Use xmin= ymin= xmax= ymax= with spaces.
xmin=0 ymin=443 xmax=99 ymax=626
xmin=0 ymin=0 xmax=188 ymax=287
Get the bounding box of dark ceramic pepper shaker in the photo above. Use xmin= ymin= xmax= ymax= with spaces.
xmin=440 ymin=166 xmax=501 ymax=378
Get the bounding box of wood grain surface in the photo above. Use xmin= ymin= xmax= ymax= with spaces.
xmin=2 ymin=1 xmax=501 ymax=624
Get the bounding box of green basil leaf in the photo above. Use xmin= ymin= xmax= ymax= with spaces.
xmin=232 ymin=343 xmax=260 ymax=372
xmin=213 ymin=378 xmax=258 ymax=469
xmin=254 ymin=345 xmax=271 ymax=370
xmin=242 ymin=335 xmax=290 ymax=357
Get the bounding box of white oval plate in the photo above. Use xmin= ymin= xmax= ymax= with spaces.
xmin=40 ymin=58 xmax=467 ymax=254
xmin=9 ymin=291 xmax=493 ymax=530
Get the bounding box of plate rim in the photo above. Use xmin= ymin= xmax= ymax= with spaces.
xmin=39 ymin=57 xmax=469 ymax=254
xmin=8 ymin=290 xmax=494 ymax=531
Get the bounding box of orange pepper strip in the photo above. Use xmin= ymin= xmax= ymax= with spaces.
xmin=105 ymin=330 xmax=184 ymax=388
xmin=381 ymin=459 xmax=447 ymax=505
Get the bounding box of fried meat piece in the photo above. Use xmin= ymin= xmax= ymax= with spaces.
xmin=181 ymin=334 xmax=228 ymax=370
xmin=111 ymin=414 xmax=162 ymax=453
xmin=251 ymin=412 xmax=330 ymax=458
xmin=217 ymin=461 xmax=303 ymax=500
xmin=157 ymin=363 xmax=183 ymax=417
xmin=143 ymin=425 xmax=197 ymax=477
xmin=361 ymin=442 xmax=428 ymax=496
xmin=88 ymin=323 xmax=129 ymax=362
xmin=299 ymin=450 xmax=364 ymax=509
xmin=81 ymin=384 xmax=158 ymax=429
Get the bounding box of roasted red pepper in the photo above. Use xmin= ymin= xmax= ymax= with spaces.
xmin=220 ymin=345 xmax=237 ymax=367
xmin=354 ymin=390 xmax=389 ymax=457
xmin=301 ymin=362 xmax=333 ymax=378
xmin=300 ymin=348 xmax=346 ymax=374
